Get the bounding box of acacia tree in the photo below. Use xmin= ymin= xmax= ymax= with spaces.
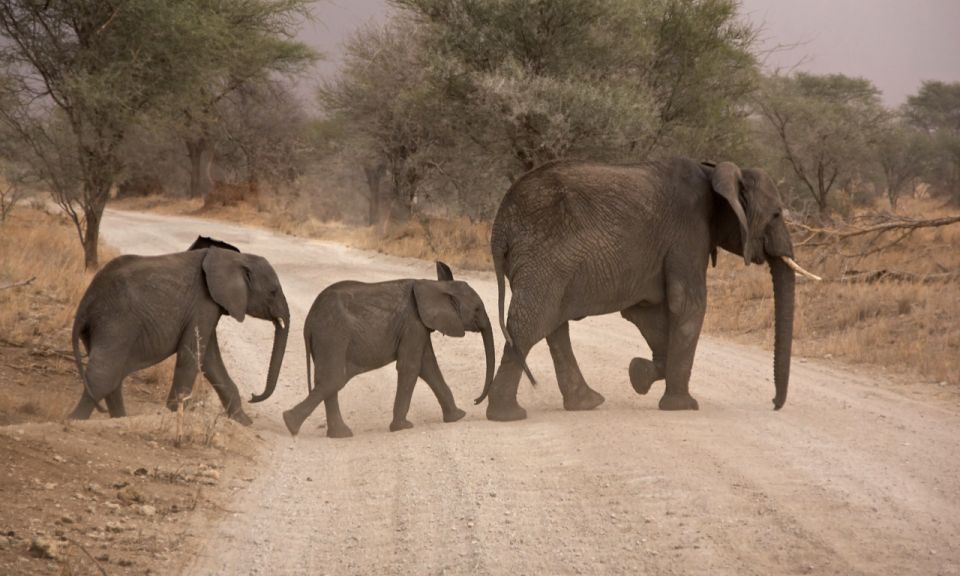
xmin=875 ymin=119 xmax=930 ymax=210
xmin=212 ymin=79 xmax=309 ymax=199
xmin=905 ymin=80 xmax=960 ymax=205
xmin=179 ymin=0 xmax=315 ymax=200
xmin=393 ymin=0 xmax=759 ymax=175
xmin=0 ymin=1 xmax=312 ymax=268
xmin=318 ymin=21 xmax=449 ymax=221
xmin=756 ymin=73 xmax=887 ymax=216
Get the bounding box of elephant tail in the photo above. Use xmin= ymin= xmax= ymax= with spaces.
xmin=492 ymin=236 xmax=536 ymax=387
xmin=71 ymin=317 xmax=106 ymax=414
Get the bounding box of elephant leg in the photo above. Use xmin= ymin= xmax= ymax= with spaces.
xmin=621 ymin=303 xmax=668 ymax=395
xmin=419 ymin=340 xmax=466 ymax=423
xmin=68 ymin=345 xmax=128 ymax=420
xmin=659 ymin=278 xmax=706 ymax=411
xmin=390 ymin=334 xmax=426 ymax=432
xmin=104 ymin=386 xmax=127 ymax=418
xmin=165 ymin=325 xmax=210 ymax=412
xmin=283 ymin=351 xmax=351 ymax=438
xmin=546 ymin=322 xmax=604 ymax=411
xmin=321 ymin=391 xmax=353 ymax=438
xmin=201 ymin=332 xmax=253 ymax=426
xmin=486 ymin=292 xmax=556 ymax=422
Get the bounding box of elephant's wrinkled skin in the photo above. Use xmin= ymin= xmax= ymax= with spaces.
xmin=479 ymin=157 xmax=813 ymax=420
xmin=282 ymin=262 xmax=495 ymax=438
xmin=69 ymin=243 xmax=290 ymax=424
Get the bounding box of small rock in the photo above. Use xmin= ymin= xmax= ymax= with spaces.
xmin=200 ymin=469 xmax=220 ymax=481
xmin=0 ymin=535 xmax=9 ymax=549
xmin=306 ymin=476 xmax=312 ymax=482
xmin=117 ymin=558 xmax=134 ymax=567
xmin=118 ymin=485 xmax=145 ymax=504
xmin=53 ymin=455 xmax=65 ymax=463
xmin=133 ymin=467 xmax=149 ymax=477
xmin=29 ymin=537 xmax=61 ymax=560
xmin=96 ymin=553 xmax=109 ymax=562
xmin=141 ymin=505 xmax=157 ymax=517
xmin=113 ymin=480 xmax=129 ymax=489
xmin=105 ymin=521 xmax=125 ymax=533
xmin=60 ymin=515 xmax=75 ymax=525
xmin=43 ymin=482 xmax=57 ymax=490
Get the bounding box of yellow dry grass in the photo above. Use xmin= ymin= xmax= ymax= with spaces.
xmin=706 ymin=197 xmax=960 ymax=386
xmin=113 ymin=194 xmax=494 ymax=270
xmin=0 ymin=208 xmax=116 ymax=348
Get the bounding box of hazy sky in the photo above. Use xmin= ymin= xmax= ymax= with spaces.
xmin=299 ymin=0 xmax=960 ymax=106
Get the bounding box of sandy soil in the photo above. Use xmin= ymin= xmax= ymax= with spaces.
xmin=93 ymin=208 xmax=960 ymax=575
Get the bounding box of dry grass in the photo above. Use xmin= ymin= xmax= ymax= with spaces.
xmin=113 ymin=193 xmax=494 ymax=270
xmin=705 ymin=197 xmax=960 ymax=386
xmin=0 ymin=208 xmax=117 ymax=348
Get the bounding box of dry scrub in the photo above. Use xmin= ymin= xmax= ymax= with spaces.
xmin=113 ymin=193 xmax=494 ymax=270
xmin=705 ymin=198 xmax=960 ymax=386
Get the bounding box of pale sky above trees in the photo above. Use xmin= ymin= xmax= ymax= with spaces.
xmin=299 ymin=0 xmax=960 ymax=106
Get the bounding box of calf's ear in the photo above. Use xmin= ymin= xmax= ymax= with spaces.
xmin=413 ymin=281 xmax=465 ymax=337
xmin=202 ymin=248 xmax=248 ymax=322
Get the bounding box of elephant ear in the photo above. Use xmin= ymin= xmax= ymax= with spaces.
xmin=413 ymin=281 xmax=465 ymax=338
xmin=711 ymin=162 xmax=752 ymax=265
xmin=436 ymin=260 xmax=454 ymax=282
xmin=202 ymin=248 xmax=249 ymax=322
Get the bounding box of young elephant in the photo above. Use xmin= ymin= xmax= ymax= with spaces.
xmin=69 ymin=242 xmax=290 ymax=424
xmin=282 ymin=262 xmax=495 ymax=438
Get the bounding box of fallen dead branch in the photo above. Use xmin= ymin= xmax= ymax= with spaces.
xmin=840 ymin=269 xmax=960 ymax=284
xmin=794 ymin=214 xmax=960 ymax=240
xmin=0 ymin=276 xmax=35 ymax=290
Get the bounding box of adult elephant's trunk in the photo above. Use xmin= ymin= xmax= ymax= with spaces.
xmin=476 ymin=313 xmax=496 ymax=405
xmin=250 ymin=316 xmax=289 ymax=403
xmin=769 ymin=258 xmax=795 ymax=410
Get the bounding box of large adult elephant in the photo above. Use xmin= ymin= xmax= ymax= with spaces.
xmin=476 ymin=157 xmax=819 ymax=421
xmin=68 ymin=242 xmax=290 ymax=424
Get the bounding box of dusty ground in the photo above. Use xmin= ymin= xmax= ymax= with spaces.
xmin=0 ymin=209 xmax=261 ymax=575
xmin=51 ymin=207 xmax=957 ymax=576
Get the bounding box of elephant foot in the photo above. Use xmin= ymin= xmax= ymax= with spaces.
xmin=486 ymin=401 xmax=527 ymax=422
xmin=443 ymin=407 xmax=467 ymax=423
xmin=67 ymin=398 xmax=95 ymax=421
xmin=327 ymin=424 xmax=354 ymax=438
xmin=389 ymin=419 xmax=414 ymax=432
xmin=229 ymin=410 xmax=254 ymax=427
xmin=658 ymin=393 xmax=700 ymax=411
xmin=629 ymin=357 xmax=662 ymax=395
xmin=282 ymin=409 xmax=304 ymax=436
xmin=562 ymin=385 xmax=605 ymax=411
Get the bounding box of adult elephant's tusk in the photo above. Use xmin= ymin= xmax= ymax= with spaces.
xmin=782 ymin=256 xmax=822 ymax=282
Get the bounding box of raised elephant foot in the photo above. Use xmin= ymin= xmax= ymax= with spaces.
xmin=658 ymin=393 xmax=699 ymax=411
xmin=443 ymin=407 xmax=467 ymax=423
xmin=486 ymin=401 xmax=527 ymax=422
xmin=282 ymin=409 xmax=304 ymax=436
xmin=229 ymin=410 xmax=254 ymax=427
xmin=562 ymin=385 xmax=605 ymax=411
xmin=389 ymin=419 xmax=414 ymax=432
xmin=629 ymin=357 xmax=662 ymax=395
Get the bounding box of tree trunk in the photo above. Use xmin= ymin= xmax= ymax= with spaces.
xmin=363 ymin=163 xmax=386 ymax=225
xmin=186 ymin=137 xmax=213 ymax=199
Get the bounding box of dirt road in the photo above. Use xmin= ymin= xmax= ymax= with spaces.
xmin=100 ymin=208 xmax=960 ymax=576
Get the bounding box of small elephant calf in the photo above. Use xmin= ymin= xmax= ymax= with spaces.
xmin=282 ymin=262 xmax=495 ymax=438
